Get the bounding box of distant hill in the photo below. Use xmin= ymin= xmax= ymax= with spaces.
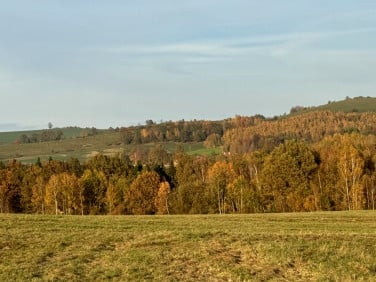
xmin=0 ymin=127 xmax=107 ymax=145
xmin=290 ymin=96 xmax=376 ymax=115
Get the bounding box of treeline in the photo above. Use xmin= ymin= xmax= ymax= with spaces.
xmin=119 ymin=119 xmax=234 ymax=144
xmin=1 ymin=132 xmax=375 ymax=215
xmin=119 ymin=111 xmax=375 ymax=152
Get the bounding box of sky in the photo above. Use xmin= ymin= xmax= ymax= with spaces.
xmin=1 ymin=1 xmax=376 ymax=131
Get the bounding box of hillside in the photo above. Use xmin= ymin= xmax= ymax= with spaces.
xmin=0 ymin=96 xmax=375 ymax=163
xmin=317 ymin=96 xmax=376 ymax=112
xmin=224 ymin=110 xmax=376 ymax=154
xmin=290 ymin=96 xmax=376 ymax=115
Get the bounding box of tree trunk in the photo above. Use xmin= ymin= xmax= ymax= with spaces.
xmin=54 ymin=194 xmax=58 ymax=215
xmin=345 ymin=180 xmax=351 ymax=211
xmin=217 ymin=186 xmax=222 ymax=214
xmin=240 ymin=185 xmax=243 ymax=214
xmin=165 ymin=196 xmax=170 ymax=215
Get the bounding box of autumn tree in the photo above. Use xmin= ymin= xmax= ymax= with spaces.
xmin=315 ymin=133 xmax=370 ymax=210
xmin=148 ymin=144 xmax=171 ymax=166
xmin=155 ymin=181 xmax=171 ymax=214
xmin=45 ymin=174 xmax=62 ymax=214
xmin=21 ymin=165 xmax=42 ymax=213
xmin=208 ymin=161 xmax=236 ymax=214
xmin=79 ymin=169 xmax=108 ymax=215
xmin=261 ymin=140 xmax=318 ymax=212
xmin=125 ymin=171 xmax=161 ymax=215
xmin=0 ymin=170 xmax=8 ymax=213
xmin=363 ymin=173 xmax=376 ymax=210
xmin=204 ymin=133 xmax=222 ymax=148
xmin=31 ymin=175 xmax=46 ymax=214
xmin=337 ymin=135 xmax=365 ymax=210
xmin=105 ymin=175 xmax=129 ymax=215
xmin=0 ymin=161 xmax=24 ymax=213
xmin=170 ymin=153 xmax=211 ymax=214
xmin=60 ymin=172 xmax=79 ymax=215
xmin=227 ymin=176 xmax=248 ymax=213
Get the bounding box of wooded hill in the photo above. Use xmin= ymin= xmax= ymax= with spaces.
xmin=0 ymin=96 xmax=375 ymax=215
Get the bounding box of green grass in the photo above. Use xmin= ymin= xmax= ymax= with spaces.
xmin=1 ymin=211 xmax=376 ymax=281
xmin=186 ymin=146 xmax=222 ymax=156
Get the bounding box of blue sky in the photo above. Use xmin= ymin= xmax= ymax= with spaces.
xmin=1 ymin=1 xmax=376 ymax=131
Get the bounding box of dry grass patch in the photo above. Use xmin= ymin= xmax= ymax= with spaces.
xmin=1 ymin=212 xmax=376 ymax=281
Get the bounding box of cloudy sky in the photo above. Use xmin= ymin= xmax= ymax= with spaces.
xmin=1 ymin=1 xmax=376 ymax=131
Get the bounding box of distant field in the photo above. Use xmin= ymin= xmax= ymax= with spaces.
xmin=0 ymin=127 xmax=84 ymax=145
xmin=0 ymin=129 xmax=44 ymax=144
xmin=0 ymin=132 xmax=122 ymax=163
xmin=0 ymin=130 xmax=219 ymax=163
xmin=1 ymin=212 xmax=375 ymax=281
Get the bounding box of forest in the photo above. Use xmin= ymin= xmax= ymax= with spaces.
xmin=1 ymin=105 xmax=376 ymax=215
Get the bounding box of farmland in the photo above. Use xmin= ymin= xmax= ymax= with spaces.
xmin=1 ymin=211 xmax=376 ymax=281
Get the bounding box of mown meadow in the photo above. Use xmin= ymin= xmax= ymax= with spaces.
xmin=1 ymin=211 xmax=376 ymax=281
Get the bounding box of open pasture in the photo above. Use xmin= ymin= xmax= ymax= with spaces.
xmin=1 ymin=211 xmax=376 ymax=281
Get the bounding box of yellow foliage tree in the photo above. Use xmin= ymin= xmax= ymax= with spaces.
xmin=208 ymin=161 xmax=236 ymax=214
xmin=45 ymin=172 xmax=78 ymax=215
xmin=126 ymin=171 xmax=161 ymax=214
xmin=45 ymin=174 xmax=61 ymax=215
xmin=155 ymin=181 xmax=171 ymax=215
xmin=338 ymin=142 xmax=364 ymax=210
xmin=31 ymin=176 xmax=46 ymax=214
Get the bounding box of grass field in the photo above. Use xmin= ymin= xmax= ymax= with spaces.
xmin=1 ymin=212 xmax=376 ymax=281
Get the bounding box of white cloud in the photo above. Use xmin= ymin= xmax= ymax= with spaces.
xmin=93 ymin=27 xmax=376 ymax=61
xmin=271 ymin=28 xmax=376 ymax=57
